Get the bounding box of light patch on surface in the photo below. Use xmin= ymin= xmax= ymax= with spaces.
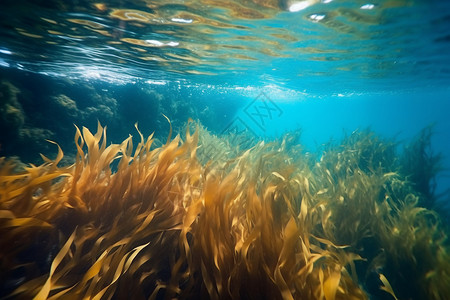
xmin=0 ymin=49 xmax=12 ymax=55
xmin=171 ymin=18 xmax=193 ymax=24
xmin=146 ymin=40 xmax=164 ymax=47
xmin=309 ymin=14 xmax=325 ymax=22
xmin=361 ymin=4 xmax=375 ymax=10
xmin=146 ymin=80 xmax=167 ymax=85
xmin=74 ymin=66 xmax=133 ymax=84
xmin=145 ymin=40 xmax=179 ymax=47
xmin=0 ymin=59 xmax=10 ymax=67
xmin=85 ymin=69 xmax=101 ymax=79
xmin=261 ymin=83 xmax=308 ymax=102
xmin=289 ymin=1 xmax=312 ymax=12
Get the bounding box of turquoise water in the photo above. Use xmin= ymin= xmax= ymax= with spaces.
xmin=1 ymin=0 xmax=450 ymax=90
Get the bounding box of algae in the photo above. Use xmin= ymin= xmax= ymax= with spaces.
xmin=0 ymin=122 xmax=449 ymax=299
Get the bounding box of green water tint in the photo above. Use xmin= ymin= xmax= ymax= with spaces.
xmin=0 ymin=122 xmax=448 ymax=299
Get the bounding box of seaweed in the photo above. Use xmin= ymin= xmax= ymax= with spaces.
xmin=1 ymin=123 xmax=449 ymax=299
xmin=399 ymin=125 xmax=446 ymax=210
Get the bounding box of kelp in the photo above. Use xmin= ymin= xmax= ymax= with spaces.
xmin=188 ymin=120 xmax=258 ymax=168
xmin=400 ymin=125 xmax=445 ymax=210
xmin=0 ymin=122 xmax=449 ymax=299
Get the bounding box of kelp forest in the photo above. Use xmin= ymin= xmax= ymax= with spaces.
xmin=1 ymin=120 xmax=449 ymax=300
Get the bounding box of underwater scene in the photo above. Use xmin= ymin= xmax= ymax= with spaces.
xmin=1 ymin=0 xmax=450 ymax=299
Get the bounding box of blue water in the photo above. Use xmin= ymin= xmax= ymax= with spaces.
xmin=1 ymin=0 xmax=450 ymax=90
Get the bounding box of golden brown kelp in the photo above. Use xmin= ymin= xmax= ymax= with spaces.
xmin=189 ymin=120 xmax=259 ymax=168
xmin=168 ymin=137 xmax=366 ymax=299
xmin=310 ymin=129 xmax=450 ymax=299
xmin=1 ymin=123 xmax=449 ymax=299
xmin=1 ymin=122 xmax=202 ymax=299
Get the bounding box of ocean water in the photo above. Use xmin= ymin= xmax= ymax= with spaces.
xmin=1 ymin=0 xmax=450 ymax=299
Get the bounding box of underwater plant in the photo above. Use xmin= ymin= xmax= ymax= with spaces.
xmin=0 ymin=122 xmax=449 ymax=299
xmin=399 ymin=125 xmax=446 ymax=209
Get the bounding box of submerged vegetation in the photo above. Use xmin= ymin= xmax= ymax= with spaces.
xmin=0 ymin=121 xmax=449 ymax=299
xmin=400 ymin=125 xmax=446 ymax=210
